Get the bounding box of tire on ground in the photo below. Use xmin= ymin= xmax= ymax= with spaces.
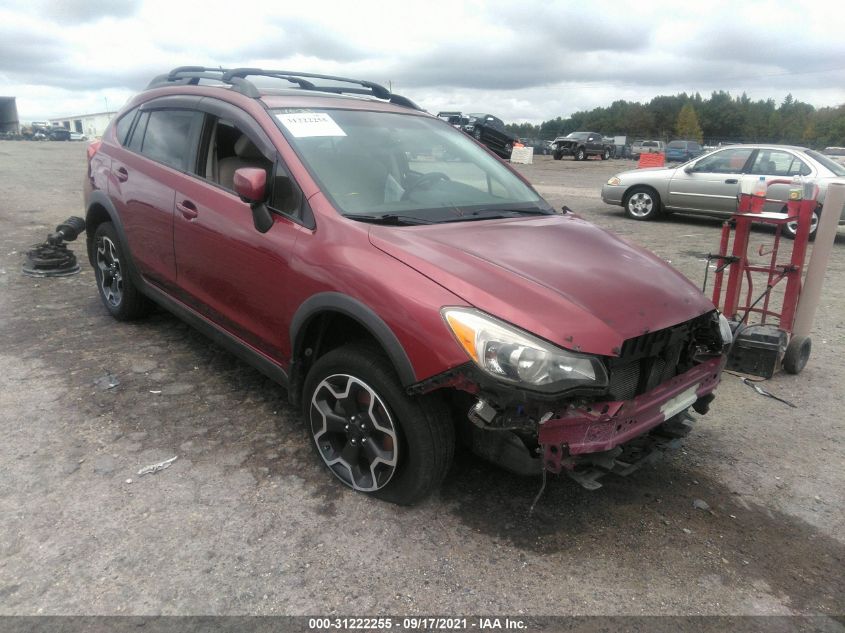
xmin=623 ymin=186 xmax=662 ymax=221
xmin=783 ymin=335 xmax=811 ymax=374
xmin=92 ymin=221 xmax=153 ymax=321
xmin=302 ymin=343 xmax=455 ymax=505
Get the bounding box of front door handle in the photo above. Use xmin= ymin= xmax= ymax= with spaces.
xmin=724 ymin=178 xmax=738 ymax=184
xmin=116 ymin=167 xmax=128 ymax=182
xmin=177 ymin=200 xmax=198 ymax=220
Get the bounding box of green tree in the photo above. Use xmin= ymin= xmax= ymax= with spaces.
xmin=675 ymin=103 xmax=703 ymax=142
xmin=505 ymin=91 xmax=840 ymax=146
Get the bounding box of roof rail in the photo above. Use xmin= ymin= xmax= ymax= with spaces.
xmin=145 ymin=66 xmax=422 ymax=110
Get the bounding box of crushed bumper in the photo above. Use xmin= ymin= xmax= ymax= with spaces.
xmin=539 ymin=357 xmax=723 ymax=473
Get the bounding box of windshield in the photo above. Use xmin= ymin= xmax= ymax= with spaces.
xmin=272 ymin=108 xmax=547 ymax=222
xmin=806 ymin=150 xmax=845 ymax=177
xmin=566 ymin=132 xmax=590 ymax=140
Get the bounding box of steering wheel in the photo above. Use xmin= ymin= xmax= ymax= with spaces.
xmin=401 ymin=172 xmax=451 ymax=201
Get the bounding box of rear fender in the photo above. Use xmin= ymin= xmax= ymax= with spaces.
xmin=85 ymin=191 xmax=142 ymax=286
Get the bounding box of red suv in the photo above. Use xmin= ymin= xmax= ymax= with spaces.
xmin=84 ymin=67 xmax=730 ymax=504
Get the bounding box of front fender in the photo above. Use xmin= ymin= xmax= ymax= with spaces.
xmin=289 ymin=291 xmax=417 ymax=392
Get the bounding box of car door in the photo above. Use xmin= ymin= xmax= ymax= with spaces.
xmin=108 ymin=98 xmax=203 ymax=291
xmin=587 ymin=133 xmax=602 ymax=154
xmin=172 ymin=103 xmax=309 ymax=362
xmin=666 ymin=147 xmax=755 ymax=214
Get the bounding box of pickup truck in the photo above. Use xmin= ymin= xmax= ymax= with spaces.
xmin=438 ymin=111 xmax=517 ymax=159
xmin=631 ymin=140 xmax=665 ymax=159
xmin=552 ymin=131 xmax=613 ymax=161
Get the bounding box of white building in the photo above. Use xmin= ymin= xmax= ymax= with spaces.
xmin=49 ymin=111 xmax=116 ymax=138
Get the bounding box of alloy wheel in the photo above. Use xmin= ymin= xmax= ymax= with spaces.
xmin=627 ymin=192 xmax=654 ymax=218
xmin=309 ymin=374 xmax=399 ymax=492
xmin=96 ymin=236 xmax=123 ymax=307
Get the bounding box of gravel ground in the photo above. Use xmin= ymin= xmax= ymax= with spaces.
xmin=0 ymin=142 xmax=843 ymax=618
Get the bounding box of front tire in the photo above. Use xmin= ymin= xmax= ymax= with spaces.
xmin=575 ymin=147 xmax=586 ymax=161
xmin=553 ymin=152 xmax=563 ymax=160
xmin=303 ymin=344 xmax=455 ymax=505
xmin=624 ymin=187 xmax=662 ymax=221
xmin=92 ymin=222 xmax=152 ymax=320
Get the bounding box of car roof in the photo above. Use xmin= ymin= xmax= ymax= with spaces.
xmin=712 ymin=143 xmax=811 ymax=152
xmin=141 ymin=66 xmax=425 ymax=116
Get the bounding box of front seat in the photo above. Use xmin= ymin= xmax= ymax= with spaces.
xmin=218 ymin=135 xmax=271 ymax=191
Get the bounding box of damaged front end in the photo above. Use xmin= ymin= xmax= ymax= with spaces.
xmin=412 ymin=309 xmax=728 ymax=489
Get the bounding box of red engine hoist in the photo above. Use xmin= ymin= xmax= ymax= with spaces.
xmin=706 ymin=178 xmax=817 ymax=378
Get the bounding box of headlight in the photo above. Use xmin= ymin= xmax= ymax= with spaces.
xmin=717 ymin=313 xmax=733 ymax=346
xmin=442 ymin=308 xmax=608 ymax=393
xmin=607 ymin=176 xmax=621 ymax=186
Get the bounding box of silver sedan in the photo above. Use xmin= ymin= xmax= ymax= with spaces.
xmin=601 ymin=144 xmax=845 ymax=238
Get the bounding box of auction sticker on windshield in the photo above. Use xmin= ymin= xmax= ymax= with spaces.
xmin=275 ymin=112 xmax=346 ymax=137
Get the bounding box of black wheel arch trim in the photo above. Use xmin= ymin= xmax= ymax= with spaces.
xmin=85 ymin=191 xmax=143 ymax=287
xmin=289 ymin=292 xmax=417 ymax=397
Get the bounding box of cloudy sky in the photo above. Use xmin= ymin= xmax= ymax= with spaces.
xmin=2 ymin=0 xmax=844 ymax=123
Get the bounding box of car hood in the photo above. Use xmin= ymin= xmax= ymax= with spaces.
xmin=369 ymin=215 xmax=713 ymax=357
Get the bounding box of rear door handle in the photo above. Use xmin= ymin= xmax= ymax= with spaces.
xmin=724 ymin=178 xmax=738 ymax=184
xmin=116 ymin=167 xmax=128 ymax=182
xmin=176 ymin=200 xmax=198 ymax=220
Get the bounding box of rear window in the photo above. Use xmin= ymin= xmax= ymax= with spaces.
xmin=806 ymin=150 xmax=845 ymax=177
xmin=668 ymin=141 xmax=686 ymax=149
xmin=115 ymin=107 xmax=138 ymax=146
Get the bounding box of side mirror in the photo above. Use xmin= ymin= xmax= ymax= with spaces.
xmin=233 ymin=167 xmax=267 ymax=203
xmin=233 ymin=167 xmax=273 ymax=233
xmin=684 ymin=164 xmax=696 ymax=174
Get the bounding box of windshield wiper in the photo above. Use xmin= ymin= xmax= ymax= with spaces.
xmin=343 ymin=213 xmax=435 ymax=226
xmin=443 ymin=208 xmax=553 ymax=223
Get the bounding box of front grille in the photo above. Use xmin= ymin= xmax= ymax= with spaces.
xmin=605 ymin=312 xmax=715 ymax=401
xmin=607 ymin=361 xmax=640 ymax=400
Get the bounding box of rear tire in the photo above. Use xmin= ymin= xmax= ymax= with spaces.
xmin=783 ymin=206 xmax=820 ymax=241
xmin=92 ymin=222 xmax=152 ymax=321
xmin=624 ymin=187 xmax=662 ymax=221
xmin=601 ymin=149 xmax=610 ymax=160
xmin=302 ymin=344 xmax=455 ymax=505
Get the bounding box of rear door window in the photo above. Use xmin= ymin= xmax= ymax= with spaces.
xmin=127 ymin=111 xmax=149 ymax=153
xmin=749 ymin=149 xmax=811 ymax=177
xmin=139 ymin=109 xmax=201 ymax=170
